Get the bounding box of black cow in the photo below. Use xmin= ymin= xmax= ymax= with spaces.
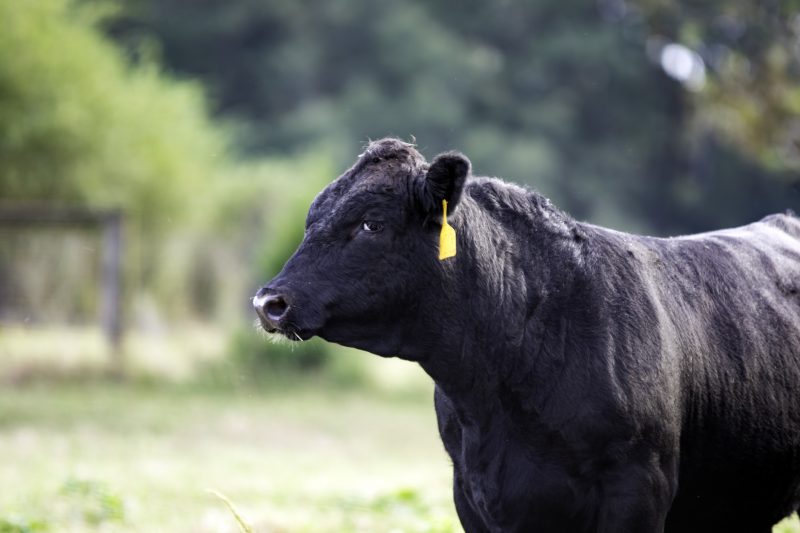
xmin=253 ymin=138 xmax=800 ymax=533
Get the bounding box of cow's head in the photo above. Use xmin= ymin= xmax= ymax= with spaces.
xmin=252 ymin=139 xmax=471 ymax=358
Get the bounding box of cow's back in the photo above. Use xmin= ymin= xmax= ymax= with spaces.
xmin=645 ymin=213 xmax=800 ymax=531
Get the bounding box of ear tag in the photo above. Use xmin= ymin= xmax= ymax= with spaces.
xmin=439 ymin=199 xmax=457 ymax=260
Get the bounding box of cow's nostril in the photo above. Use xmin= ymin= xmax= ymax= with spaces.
xmin=252 ymin=287 xmax=291 ymax=325
xmin=265 ymin=296 xmax=289 ymax=321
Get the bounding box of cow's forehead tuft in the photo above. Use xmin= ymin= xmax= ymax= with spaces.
xmin=359 ymin=138 xmax=425 ymax=166
xmin=343 ymin=138 xmax=426 ymax=190
xmin=307 ymin=139 xmax=424 ymax=226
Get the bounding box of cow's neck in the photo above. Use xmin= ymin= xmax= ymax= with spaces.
xmin=415 ymin=194 xmax=588 ymax=418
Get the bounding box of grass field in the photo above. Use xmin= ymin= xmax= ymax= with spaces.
xmin=0 ymin=381 xmax=459 ymax=532
xmin=1 ymin=327 xmax=799 ymax=532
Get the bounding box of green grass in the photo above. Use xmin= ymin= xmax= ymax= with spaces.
xmin=0 ymin=382 xmax=458 ymax=532
xmin=0 ymin=326 xmax=799 ymax=532
xmin=3 ymin=382 xmax=799 ymax=532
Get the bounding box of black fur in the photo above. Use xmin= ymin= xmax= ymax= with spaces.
xmin=254 ymin=138 xmax=800 ymax=533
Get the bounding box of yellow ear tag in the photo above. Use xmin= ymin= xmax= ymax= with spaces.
xmin=439 ymin=199 xmax=456 ymax=260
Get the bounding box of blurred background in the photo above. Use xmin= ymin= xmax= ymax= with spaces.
xmin=1 ymin=0 xmax=800 ymax=531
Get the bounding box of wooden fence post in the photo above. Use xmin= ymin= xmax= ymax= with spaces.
xmin=0 ymin=205 xmax=126 ymax=375
xmin=101 ymin=211 xmax=124 ymax=376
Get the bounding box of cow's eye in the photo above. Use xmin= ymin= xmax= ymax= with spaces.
xmin=361 ymin=220 xmax=384 ymax=233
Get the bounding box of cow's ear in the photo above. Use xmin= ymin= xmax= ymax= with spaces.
xmin=417 ymin=151 xmax=471 ymax=214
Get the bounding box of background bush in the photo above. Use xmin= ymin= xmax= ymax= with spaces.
xmin=2 ymin=0 xmax=800 ymax=378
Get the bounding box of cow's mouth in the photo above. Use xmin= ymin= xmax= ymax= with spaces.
xmin=257 ymin=317 xmax=316 ymax=342
xmin=279 ymin=326 xmax=316 ymax=342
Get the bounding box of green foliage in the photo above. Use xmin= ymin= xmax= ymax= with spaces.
xmin=640 ymin=0 xmax=800 ymax=171
xmin=112 ymin=0 xmax=800 ymax=236
xmin=335 ymin=486 xmax=458 ymax=532
xmin=60 ymin=477 xmax=125 ymax=525
xmin=0 ymin=0 xmax=228 ymax=232
xmin=0 ymin=478 xmax=125 ymax=533
xmin=151 ymin=148 xmax=339 ymax=325
xmin=218 ymin=151 xmax=336 ymax=281
xmin=3 ymin=0 xmax=800 ymax=383
xmin=0 ymin=517 xmax=49 ymax=533
xmin=228 ymin=327 xmax=331 ymax=379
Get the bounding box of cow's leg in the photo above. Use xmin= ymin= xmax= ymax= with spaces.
xmin=596 ymin=461 xmax=676 ymax=533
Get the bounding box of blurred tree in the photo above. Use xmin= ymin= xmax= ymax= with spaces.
xmin=107 ymin=0 xmax=799 ymax=235
xmin=639 ymin=0 xmax=800 ymax=170
xmin=630 ymin=0 xmax=800 ymax=230
xmin=0 ymin=0 xmax=244 ymax=328
xmin=0 ymin=0 xmax=228 ymax=233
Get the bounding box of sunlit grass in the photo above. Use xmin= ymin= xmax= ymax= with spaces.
xmin=0 ymin=382 xmax=457 ymax=532
xmin=208 ymin=490 xmax=254 ymax=533
xmin=0 ymin=327 xmax=799 ymax=532
xmin=0 ymin=324 xmax=227 ymax=383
